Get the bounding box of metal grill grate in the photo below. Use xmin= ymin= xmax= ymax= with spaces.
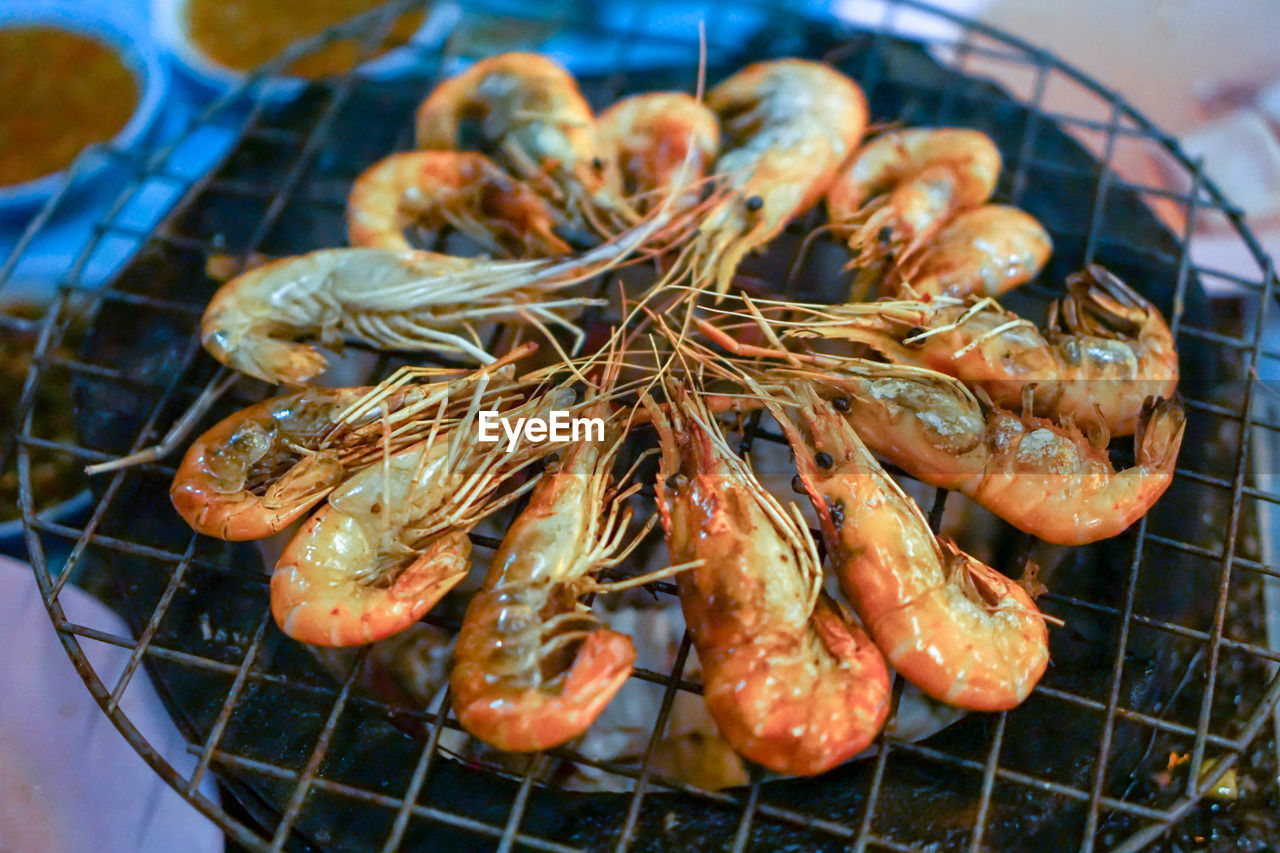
xmin=3 ymin=1 xmax=1279 ymax=850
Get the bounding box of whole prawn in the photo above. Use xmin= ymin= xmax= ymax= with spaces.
xmin=451 ymin=372 xmax=652 ymax=752
xmin=201 ymin=194 xmax=683 ymax=385
xmin=271 ymin=382 xmax=576 ymax=647
xmin=646 ymin=379 xmax=890 ymax=776
xmin=690 ymin=59 xmax=868 ymax=296
xmin=596 ymin=92 xmax=721 ymax=214
xmin=346 ymin=150 xmax=569 ymax=256
xmin=826 ymin=127 xmax=1002 ymax=272
xmin=171 ymin=386 xmax=402 ymax=542
xmin=694 ymin=318 xmax=1184 ymax=545
xmin=415 ymin=52 xmax=630 ymax=231
xmin=807 ymin=363 xmax=1187 ymax=545
xmin=769 ymin=384 xmax=1048 ymax=710
xmin=170 ymin=348 xmax=534 ymax=541
xmin=898 ymin=204 xmax=1051 ymax=299
xmin=802 ymin=264 xmax=1178 ymax=436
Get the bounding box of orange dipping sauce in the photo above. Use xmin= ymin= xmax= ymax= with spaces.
xmin=0 ymin=27 xmax=139 ymax=187
xmin=185 ymin=0 xmax=426 ymax=79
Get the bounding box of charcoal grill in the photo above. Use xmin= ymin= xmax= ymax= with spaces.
xmin=4 ymin=0 xmax=1279 ymax=850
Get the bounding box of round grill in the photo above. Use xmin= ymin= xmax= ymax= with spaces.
xmin=4 ymin=1 xmax=1278 ymax=850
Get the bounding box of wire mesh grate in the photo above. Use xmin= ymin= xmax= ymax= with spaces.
xmin=3 ymin=0 xmax=1280 ymax=850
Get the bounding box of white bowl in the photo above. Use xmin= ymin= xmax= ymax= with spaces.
xmin=0 ymin=1 xmax=169 ymax=213
xmin=152 ymin=0 xmax=461 ymax=101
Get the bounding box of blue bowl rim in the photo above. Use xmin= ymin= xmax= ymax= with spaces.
xmin=0 ymin=0 xmax=170 ymax=210
xmin=150 ymin=0 xmax=462 ymax=102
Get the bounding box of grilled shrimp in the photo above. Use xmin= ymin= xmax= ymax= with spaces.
xmin=693 ymin=318 xmax=1184 ymax=545
xmin=170 ymin=350 xmax=532 ymax=541
xmin=597 ymin=92 xmax=720 ymax=213
xmin=271 ymin=384 xmax=577 ymax=647
xmin=827 ymin=128 xmax=1002 ymax=269
xmin=807 ymin=265 xmax=1178 ymax=435
xmin=415 ymin=52 xmax=630 ymax=229
xmin=689 ymin=59 xmax=867 ymax=295
xmin=346 ymin=150 xmax=569 ymax=256
xmin=170 ymin=386 xmax=381 ymax=542
xmin=201 ymin=199 xmax=680 ymax=385
xmin=452 ymin=400 xmax=640 ymax=752
xmin=899 ymin=204 xmax=1051 ymax=298
xmin=646 ymin=381 xmax=890 ymax=776
xmin=803 ymin=362 xmax=1186 ymax=545
xmin=1045 ymin=265 xmax=1180 ymax=436
xmin=771 ymin=385 xmax=1048 ymax=710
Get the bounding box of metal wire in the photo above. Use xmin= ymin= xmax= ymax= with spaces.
xmin=4 ymin=0 xmax=1280 ymax=850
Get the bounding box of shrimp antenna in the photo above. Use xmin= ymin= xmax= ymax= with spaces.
xmin=785 ymin=221 xmax=845 ymax=290
xmin=696 ymin=21 xmax=707 ymax=103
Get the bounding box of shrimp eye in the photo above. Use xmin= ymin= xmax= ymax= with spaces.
xmin=665 ymin=474 xmax=682 ymax=491
xmin=791 ymin=474 xmax=806 ymax=494
xmin=877 ymin=225 xmax=894 ymax=246
xmin=814 ymin=451 xmax=834 ymax=470
xmin=744 ymin=195 xmax=764 ymax=212
xmin=832 ymin=396 xmax=851 ymax=413
xmin=591 ymin=157 xmax=605 ymax=172
xmin=543 ymin=453 xmax=561 ymax=471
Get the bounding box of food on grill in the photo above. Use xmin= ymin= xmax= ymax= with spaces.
xmin=0 ymin=27 xmax=138 ymax=187
xmin=892 ymin=203 xmax=1053 ymax=298
xmin=196 ymin=209 xmax=678 ymax=383
xmin=416 ymin=52 xmax=634 ymax=233
xmin=596 ymin=92 xmax=722 ymax=215
xmin=805 ymin=264 xmax=1180 ymax=436
xmin=686 ymin=59 xmax=868 ymax=296
xmin=271 ymin=379 xmax=579 ymax=647
xmin=827 ymin=128 xmax=1002 ymax=259
xmin=183 ymin=0 xmax=424 ymax=79
xmin=648 ymin=379 xmax=892 ymax=775
xmin=452 ymin=363 xmax=653 ymax=753
xmin=164 ymin=51 xmax=1186 ymax=773
xmin=672 ymin=330 xmax=1185 ymax=546
xmin=169 ymin=348 xmax=534 ymax=540
xmin=346 ymin=150 xmax=572 ymax=256
xmin=769 ymin=384 xmax=1049 ymax=709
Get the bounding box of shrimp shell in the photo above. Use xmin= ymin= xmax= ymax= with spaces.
xmin=835 ymin=367 xmax=1184 ymax=545
xmin=691 ymin=59 xmax=868 ymax=295
xmin=805 ymin=264 xmax=1178 ymax=436
xmin=827 ymin=127 xmax=1002 ymax=262
xmin=648 ymin=383 xmax=890 ymax=776
xmin=900 ymin=204 xmax=1051 ymax=298
xmin=451 ymin=413 xmax=637 ymax=752
xmin=170 ymin=385 xmax=424 ymax=541
xmin=773 ymin=385 xmax=1048 ymax=710
xmin=686 ymin=318 xmax=1183 ymax=545
xmin=415 ymin=52 xmax=629 ymax=229
xmin=271 ymin=386 xmax=577 ymax=646
xmin=201 ymin=202 xmax=675 ymax=385
xmin=346 ymin=150 xmax=569 ymax=256
xmin=597 ymin=92 xmax=721 ymax=213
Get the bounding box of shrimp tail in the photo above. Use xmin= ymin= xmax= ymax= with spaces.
xmin=1061 ymin=264 xmax=1154 ymax=336
xmin=452 ymin=627 xmax=636 ymax=753
xmin=1135 ymin=395 xmax=1186 ymax=468
xmin=272 ymin=525 xmax=472 ymax=647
